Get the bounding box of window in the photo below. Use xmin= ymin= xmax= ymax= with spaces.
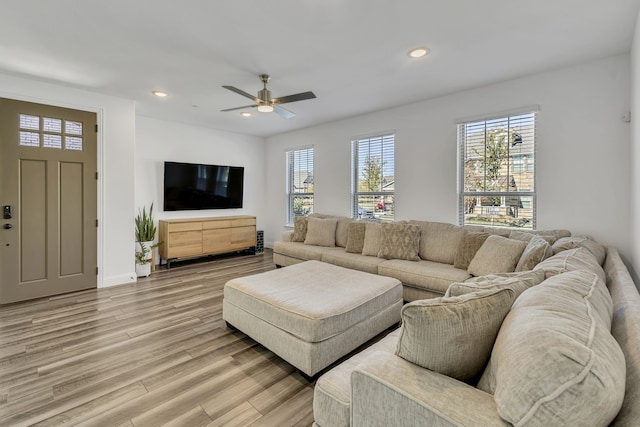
xmin=351 ymin=133 xmax=395 ymax=221
xmin=19 ymin=114 xmax=84 ymax=150
xmin=458 ymin=111 xmax=536 ymax=229
xmin=286 ymin=146 xmax=314 ymax=225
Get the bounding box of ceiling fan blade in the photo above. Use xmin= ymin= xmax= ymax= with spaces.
xmin=272 ymin=91 xmax=316 ymax=104
xmin=274 ymin=104 xmax=296 ymax=119
xmin=222 ymin=85 xmax=259 ymax=102
xmin=221 ymin=104 xmax=258 ymax=112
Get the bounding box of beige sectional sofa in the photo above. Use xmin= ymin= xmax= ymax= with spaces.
xmin=312 ymin=246 xmax=640 ymax=427
xmin=273 ymin=214 xmax=570 ymax=301
xmin=270 ymin=214 xmax=639 ymax=426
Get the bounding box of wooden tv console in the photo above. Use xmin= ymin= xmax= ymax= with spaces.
xmin=158 ymin=216 xmax=257 ymax=268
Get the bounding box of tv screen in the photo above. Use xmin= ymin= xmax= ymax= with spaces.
xmin=163 ymin=161 xmax=244 ymax=211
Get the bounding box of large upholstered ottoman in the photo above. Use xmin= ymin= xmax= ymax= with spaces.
xmin=222 ymin=260 xmax=403 ymax=377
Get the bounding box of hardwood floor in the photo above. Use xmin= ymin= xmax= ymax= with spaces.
xmin=0 ymin=249 xmax=317 ymax=427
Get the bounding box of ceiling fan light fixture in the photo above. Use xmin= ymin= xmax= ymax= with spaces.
xmin=257 ymin=104 xmax=274 ymax=113
xmin=152 ymin=90 xmax=168 ymax=97
xmin=408 ymin=47 xmax=429 ymax=58
xmin=241 ymin=112 xmax=252 ymax=117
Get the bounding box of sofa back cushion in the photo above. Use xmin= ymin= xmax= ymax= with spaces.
xmin=477 ymin=270 xmax=625 ymax=427
xmin=467 ymin=235 xmax=527 ymax=277
xmin=534 ymin=247 xmax=606 ymax=283
xmin=396 ymin=287 xmax=516 ymax=383
xmin=409 ymin=220 xmax=464 ymax=264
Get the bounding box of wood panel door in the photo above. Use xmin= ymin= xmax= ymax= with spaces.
xmin=0 ymin=98 xmax=97 ymax=304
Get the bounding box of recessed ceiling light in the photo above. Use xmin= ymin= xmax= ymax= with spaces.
xmin=408 ymin=47 xmax=429 ymax=58
xmin=152 ymin=90 xmax=168 ymax=98
xmin=241 ymin=112 xmax=252 ymax=117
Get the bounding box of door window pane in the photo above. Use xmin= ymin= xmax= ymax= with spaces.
xmin=65 ymin=120 xmax=82 ymax=135
xmin=43 ymin=134 xmax=62 ymax=149
xmin=43 ymin=117 xmax=62 ymax=133
xmin=20 ymin=114 xmax=40 ymax=130
xmin=20 ymin=131 xmax=40 ymax=147
xmin=65 ymin=136 xmax=83 ymax=151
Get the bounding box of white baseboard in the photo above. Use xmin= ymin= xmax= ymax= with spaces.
xmin=100 ymin=272 xmax=137 ymax=288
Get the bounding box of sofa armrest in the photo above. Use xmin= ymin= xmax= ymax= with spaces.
xmin=351 ymin=351 xmax=508 ymax=427
xmin=282 ymin=230 xmax=294 ymax=242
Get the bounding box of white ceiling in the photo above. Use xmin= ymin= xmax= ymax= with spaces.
xmin=1 ymin=1 xmax=639 ymax=137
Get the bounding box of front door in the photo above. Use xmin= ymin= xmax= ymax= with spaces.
xmin=0 ymin=98 xmax=97 ymax=304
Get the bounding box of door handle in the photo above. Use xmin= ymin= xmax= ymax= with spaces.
xmin=3 ymin=224 xmax=12 ymax=229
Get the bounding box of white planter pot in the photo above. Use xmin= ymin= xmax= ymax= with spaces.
xmin=136 ymin=262 xmax=151 ymax=278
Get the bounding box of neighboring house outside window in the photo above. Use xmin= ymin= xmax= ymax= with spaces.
xmin=286 ymin=146 xmax=314 ymax=225
xmin=351 ymin=133 xmax=395 ymax=221
xmin=458 ymin=111 xmax=536 ymax=229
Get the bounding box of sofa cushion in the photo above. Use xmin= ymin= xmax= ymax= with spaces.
xmin=378 ymin=259 xmax=472 ymax=295
xmin=509 ymin=230 xmax=557 ymax=244
xmin=552 ymin=235 xmax=606 ymax=265
xmin=313 ymin=329 xmax=401 ymax=427
xmin=304 ymin=217 xmax=338 ymax=247
xmin=291 ymin=216 xmax=308 ymax=242
xmin=345 ymin=221 xmax=366 ymax=253
xmin=477 ymin=270 xmax=625 ymax=427
xmin=453 ymin=231 xmax=489 ymax=269
xmin=395 ymin=288 xmax=516 ymax=382
xmin=534 ymin=247 xmax=606 ymax=283
xmin=273 ymin=241 xmax=334 ymax=262
xmin=362 ymin=222 xmax=383 ymax=256
xmin=409 ymin=220 xmax=465 ymax=264
xmin=515 ymin=235 xmax=553 ymax=272
xmin=321 ymin=249 xmax=387 ymax=275
xmin=447 ymin=270 xmax=545 ymax=298
xmin=467 ymin=235 xmax=527 ymax=277
xmin=377 ymin=223 xmax=421 ymax=261
xmin=335 ymin=216 xmax=353 ymax=248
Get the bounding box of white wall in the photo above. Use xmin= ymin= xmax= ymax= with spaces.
xmin=631 ymin=9 xmax=640 ymax=284
xmin=135 ymin=116 xmax=266 ymax=248
xmin=0 ymin=72 xmax=136 ymax=287
xmin=265 ymin=55 xmax=632 ymax=262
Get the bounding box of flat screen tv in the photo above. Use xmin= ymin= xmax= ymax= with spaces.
xmin=163 ymin=161 xmax=244 ymax=211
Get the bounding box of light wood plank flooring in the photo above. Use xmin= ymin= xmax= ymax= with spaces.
xmin=0 ymin=249 xmax=316 ymax=426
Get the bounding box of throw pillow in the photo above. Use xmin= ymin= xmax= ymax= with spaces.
xmin=345 ymin=222 xmax=366 ymax=253
xmin=304 ymin=217 xmax=338 ymax=247
xmin=515 ymin=235 xmax=553 ymax=272
xmin=335 ymin=217 xmax=353 ymax=248
xmin=453 ymin=231 xmax=490 ymax=269
xmin=361 ymin=222 xmax=383 ymax=256
xmin=445 ymin=270 xmax=545 ymax=299
xmin=477 ymin=270 xmax=625 ymax=427
xmin=552 ymin=236 xmax=606 ymax=265
xmin=467 ymin=235 xmax=527 ymax=277
xmin=377 ymin=223 xmax=421 ymax=261
xmin=395 ymin=288 xmax=516 ymax=383
xmin=291 ymin=216 xmax=308 ymax=242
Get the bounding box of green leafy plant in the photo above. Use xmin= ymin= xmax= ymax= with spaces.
xmin=135 ymin=242 xmax=151 ymax=264
xmin=135 ymin=203 xmax=157 ymax=242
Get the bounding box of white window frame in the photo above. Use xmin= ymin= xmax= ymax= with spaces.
xmin=286 ymin=145 xmax=314 ymax=225
xmin=457 ymin=109 xmax=537 ymax=229
xmin=351 ymin=133 xmax=395 ymax=221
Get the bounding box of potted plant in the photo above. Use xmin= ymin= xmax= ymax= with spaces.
xmin=135 ymin=243 xmax=152 ymax=278
xmin=135 ymin=203 xmax=161 ymax=275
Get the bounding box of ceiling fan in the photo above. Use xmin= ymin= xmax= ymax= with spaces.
xmin=221 ymin=74 xmax=316 ymax=119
